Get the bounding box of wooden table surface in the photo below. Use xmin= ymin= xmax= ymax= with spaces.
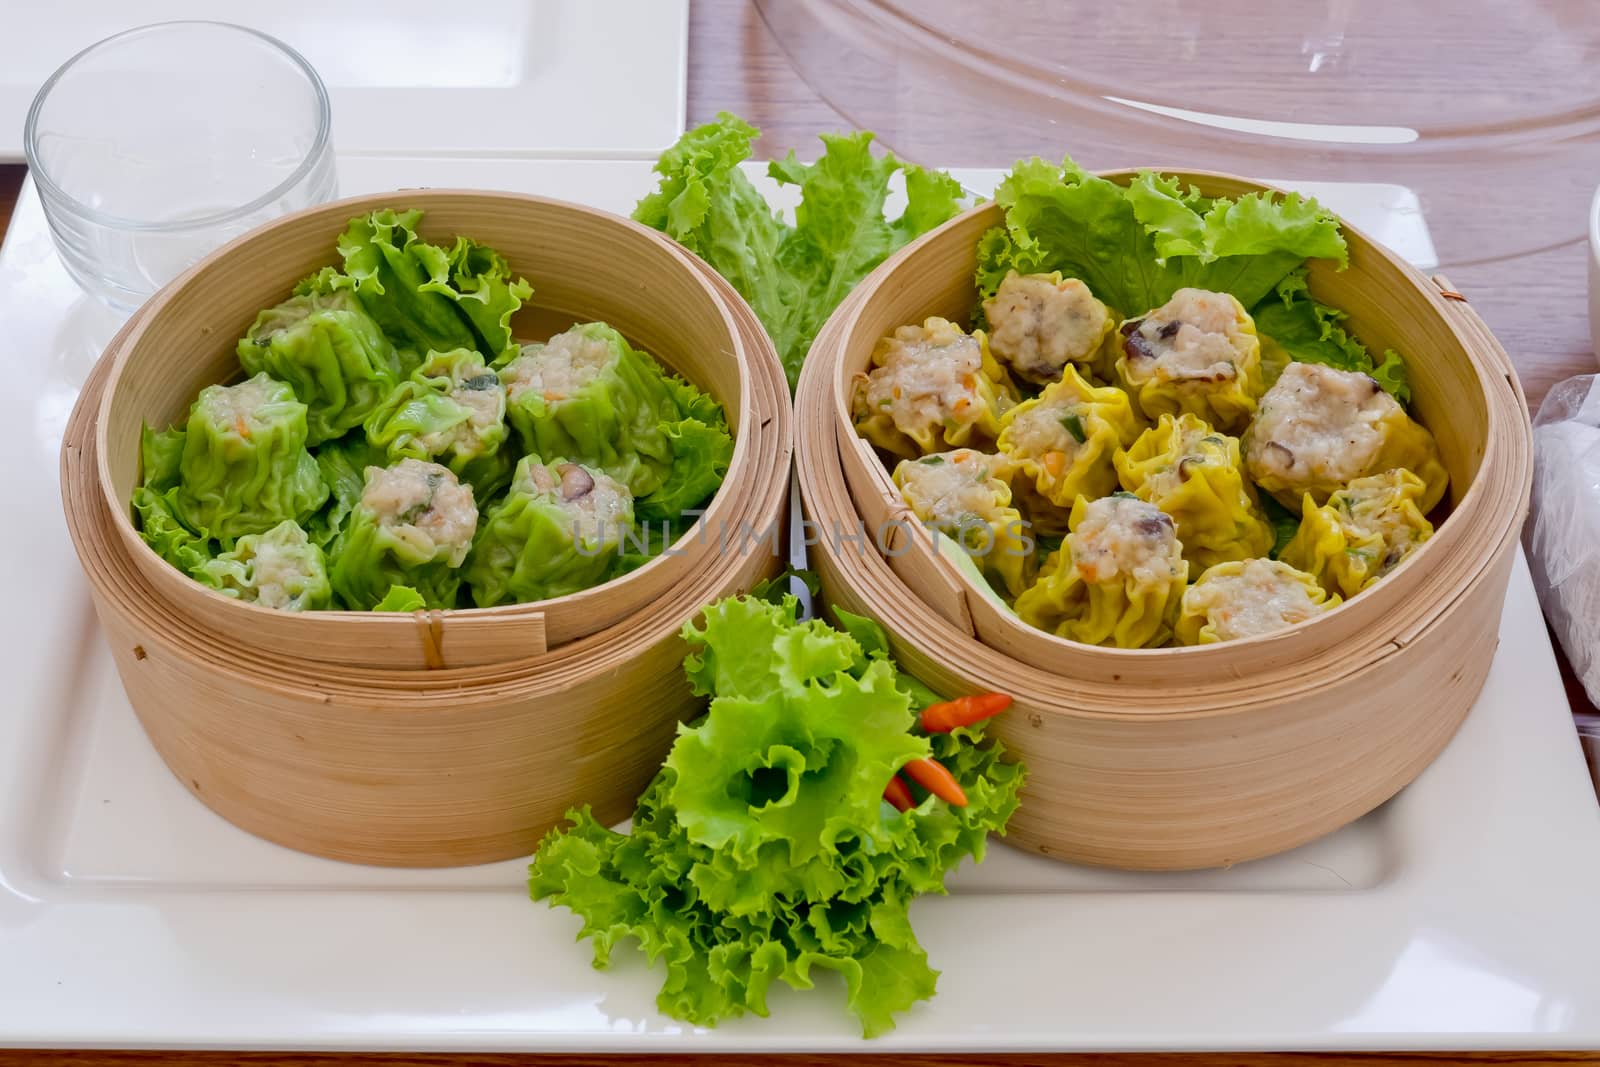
xmin=2 ymin=0 xmax=1597 ymax=1062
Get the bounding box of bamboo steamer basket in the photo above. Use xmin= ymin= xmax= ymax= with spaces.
xmin=797 ymin=171 xmax=1533 ymax=871
xmin=95 ymin=190 xmax=758 ymax=671
xmin=60 ymin=240 xmax=793 ymax=868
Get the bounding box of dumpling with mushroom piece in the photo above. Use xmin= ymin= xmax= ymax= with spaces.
xmin=499 ymin=322 xmax=732 ymax=520
xmin=852 ymin=317 xmax=1016 ymax=459
xmin=1175 ymin=558 xmax=1339 ymax=645
xmin=982 ymin=270 xmax=1116 ymax=385
xmin=191 ymin=520 xmax=332 ymax=612
xmin=329 ymin=458 xmax=478 ymax=610
xmin=1115 ymin=413 xmax=1274 ymax=571
xmin=465 ymin=455 xmax=636 ymax=606
xmin=1244 ymin=362 xmax=1448 ymax=513
xmin=998 ymin=364 xmax=1141 ymax=512
xmin=892 ymin=449 xmax=1034 ymax=597
xmin=1279 ymin=468 xmax=1435 ymax=599
xmin=1115 ymin=288 xmax=1265 ymax=433
xmin=1014 ymin=494 xmax=1187 ymax=648
xmin=364 ymin=348 xmax=514 ymax=498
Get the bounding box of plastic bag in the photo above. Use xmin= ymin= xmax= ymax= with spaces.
xmin=1528 ymin=374 xmax=1600 ymax=706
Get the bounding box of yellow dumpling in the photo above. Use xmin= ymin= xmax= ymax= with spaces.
xmin=998 ymin=364 xmax=1141 ymax=513
xmin=1115 ymin=413 xmax=1274 ymax=571
xmin=892 ymin=449 xmax=1035 ymax=597
xmin=1014 ymin=495 xmax=1187 ymax=648
xmin=1244 ymin=361 xmax=1448 ymax=513
xmin=1279 ymin=468 xmax=1435 ymax=599
xmin=852 ymin=317 xmax=1016 ymax=459
xmin=1115 ymin=288 xmax=1265 ymax=433
xmin=1175 ymin=558 xmax=1339 ymax=645
xmin=982 ymin=270 xmax=1116 ymax=385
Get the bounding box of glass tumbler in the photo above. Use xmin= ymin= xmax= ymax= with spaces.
xmin=24 ymin=21 xmax=337 ymax=310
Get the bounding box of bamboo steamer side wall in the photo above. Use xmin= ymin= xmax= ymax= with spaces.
xmin=97 ymin=599 xmax=689 ymax=866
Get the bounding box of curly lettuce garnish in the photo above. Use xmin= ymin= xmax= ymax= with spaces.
xmin=529 ymin=594 xmax=1024 ymax=1037
xmin=633 ymin=112 xmax=968 ymax=389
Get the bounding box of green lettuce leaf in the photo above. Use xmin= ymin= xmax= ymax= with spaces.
xmin=634 ymin=113 xmax=967 ymax=388
xmin=1251 ymin=269 xmax=1411 ymax=404
xmin=1261 ymin=493 xmax=1301 ymax=560
xmin=372 ymin=584 xmax=427 ymax=612
xmin=131 ymin=487 xmax=212 ymax=575
xmin=530 ymin=594 xmax=1025 ymax=1037
xmin=306 ymin=434 xmax=388 ymax=552
xmin=975 ymin=157 xmax=1346 ymax=318
xmin=300 ymin=208 xmax=532 ymax=366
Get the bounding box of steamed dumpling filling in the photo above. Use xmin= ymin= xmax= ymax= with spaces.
xmin=983 ymin=271 xmax=1113 ymax=384
xmin=362 ymin=458 xmax=478 ymax=567
xmin=1116 ymin=288 xmax=1264 ymax=432
xmin=1121 ymin=289 xmax=1251 ymax=386
xmin=418 ymin=356 xmax=506 ymax=460
xmin=1179 ymin=558 xmax=1331 ymax=643
xmin=894 ymin=450 xmax=1010 ymax=530
xmin=199 ymin=373 xmax=285 ymax=432
xmin=515 ymin=458 xmax=633 ymax=545
xmin=1245 ymin=362 xmax=1392 ymax=493
xmin=500 ymin=327 xmax=616 ymax=406
xmin=852 ymin=317 xmax=1014 ymax=457
xmin=1067 ymin=495 xmax=1185 ymax=587
xmin=192 ymin=520 xmax=332 ymax=612
xmin=892 ymin=449 xmax=1035 ymax=596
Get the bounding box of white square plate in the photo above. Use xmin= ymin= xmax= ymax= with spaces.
xmin=0 ymin=1 xmax=687 ymax=162
xmin=3 ymin=158 xmax=1599 ymax=1052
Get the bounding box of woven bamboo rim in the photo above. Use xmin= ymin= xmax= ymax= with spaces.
xmin=93 ymin=190 xmax=757 ymax=670
xmin=796 ymin=171 xmax=1532 ymax=870
xmin=59 ymin=252 xmax=792 ymax=866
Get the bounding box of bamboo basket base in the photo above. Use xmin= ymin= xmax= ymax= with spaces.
xmin=795 ymin=213 xmax=1532 ymax=870
xmin=61 ymin=258 xmax=792 ymax=867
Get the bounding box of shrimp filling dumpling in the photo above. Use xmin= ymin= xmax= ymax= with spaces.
xmin=330 ymin=458 xmax=478 ymax=609
xmin=983 ymin=271 xmax=1114 ymax=385
xmin=1116 ymin=288 xmax=1264 ymax=433
xmin=1245 ymin=362 xmax=1447 ymax=513
xmin=1014 ymin=495 xmax=1187 ymax=648
xmin=364 ymin=348 xmax=514 ymax=498
xmin=172 ymin=373 xmax=329 ymax=542
xmin=1115 ymin=413 xmax=1274 ymax=570
xmin=853 ymin=317 xmax=1015 ymax=459
xmin=191 ymin=520 xmax=332 ymax=612
xmin=998 ymin=365 xmax=1141 ymax=510
xmin=893 ymin=450 xmax=1034 ymax=597
xmin=1280 ymin=468 xmax=1434 ymax=598
xmin=1176 ymin=558 xmax=1337 ymax=645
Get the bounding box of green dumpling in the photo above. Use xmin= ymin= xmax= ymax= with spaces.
xmin=499 ymin=322 xmax=732 ymax=521
xmin=169 ymin=373 xmax=328 ymax=543
xmin=191 ymin=520 xmax=332 ymax=612
xmin=328 ymin=458 xmax=478 ymax=610
xmin=363 ymin=348 xmax=513 ymax=497
xmin=236 ymin=288 xmax=404 ymax=445
xmin=464 ymin=455 xmax=635 ymax=607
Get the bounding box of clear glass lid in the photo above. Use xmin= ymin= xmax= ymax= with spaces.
xmin=757 ymin=0 xmax=1600 ymax=264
